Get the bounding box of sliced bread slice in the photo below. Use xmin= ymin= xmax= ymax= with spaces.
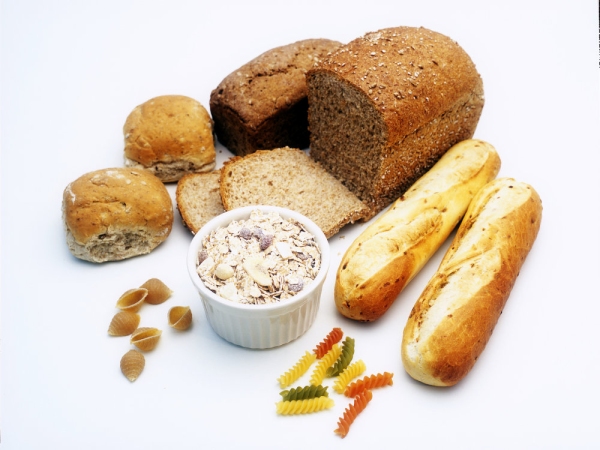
xmin=219 ymin=147 xmax=370 ymax=238
xmin=176 ymin=170 xmax=225 ymax=234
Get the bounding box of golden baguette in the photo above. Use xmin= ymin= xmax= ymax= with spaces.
xmin=401 ymin=177 xmax=542 ymax=386
xmin=334 ymin=139 xmax=501 ymax=321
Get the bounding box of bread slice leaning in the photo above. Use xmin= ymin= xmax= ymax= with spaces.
xmin=176 ymin=170 xmax=225 ymax=234
xmin=219 ymin=147 xmax=370 ymax=238
xmin=401 ymin=177 xmax=543 ymax=386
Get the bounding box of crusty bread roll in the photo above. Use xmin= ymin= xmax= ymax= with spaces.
xmin=219 ymin=147 xmax=370 ymax=238
xmin=124 ymin=95 xmax=216 ymax=182
xmin=401 ymin=177 xmax=542 ymax=386
xmin=307 ymin=26 xmax=485 ymax=219
xmin=62 ymin=168 xmax=174 ymax=263
xmin=210 ymin=38 xmax=341 ymax=156
xmin=335 ymin=139 xmax=500 ymax=321
xmin=176 ymin=170 xmax=225 ymax=234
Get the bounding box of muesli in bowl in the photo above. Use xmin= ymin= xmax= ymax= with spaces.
xmin=187 ymin=206 xmax=330 ymax=349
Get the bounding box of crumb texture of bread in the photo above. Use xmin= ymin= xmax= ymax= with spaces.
xmin=62 ymin=168 xmax=174 ymax=263
xmin=219 ymin=147 xmax=370 ymax=238
xmin=307 ymin=26 xmax=484 ymax=216
xmin=210 ymin=39 xmax=342 ymax=156
xmin=401 ymin=178 xmax=543 ymax=386
xmin=176 ymin=170 xmax=225 ymax=234
xmin=124 ymin=95 xmax=216 ymax=182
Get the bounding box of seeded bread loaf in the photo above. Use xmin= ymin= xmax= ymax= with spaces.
xmin=210 ymin=39 xmax=342 ymax=156
xmin=176 ymin=170 xmax=225 ymax=234
xmin=62 ymin=168 xmax=174 ymax=263
xmin=124 ymin=95 xmax=216 ymax=182
xmin=307 ymin=26 xmax=485 ymax=218
xmin=219 ymin=147 xmax=370 ymax=238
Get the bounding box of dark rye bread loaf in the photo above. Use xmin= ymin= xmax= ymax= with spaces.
xmin=307 ymin=27 xmax=484 ymax=218
xmin=210 ymin=39 xmax=342 ymax=156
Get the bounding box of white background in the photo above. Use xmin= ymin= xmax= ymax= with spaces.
xmin=1 ymin=1 xmax=599 ymax=449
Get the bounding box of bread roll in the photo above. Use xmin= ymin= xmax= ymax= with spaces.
xmin=210 ymin=39 xmax=341 ymax=156
xmin=124 ymin=95 xmax=216 ymax=182
xmin=307 ymin=26 xmax=485 ymax=219
xmin=401 ymin=178 xmax=542 ymax=386
xmin=62 ymin=168 xmax=173 ymax=262
xmin=335 ymin=139 xmax=500 ymax=321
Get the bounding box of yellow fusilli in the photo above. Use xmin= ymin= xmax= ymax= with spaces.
xmin=277 ymin=351 xmax=317 ymax=388
xmin=333 ymin=359 xmax=367 ymax=394
xmin=309 ymin=343 xmax=342 ymax=386
xmin=276 ymin=396 xmax=335 ymax=415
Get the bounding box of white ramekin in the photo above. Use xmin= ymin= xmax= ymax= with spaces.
xmin=186 ymin=205 xmax=330 ymax=349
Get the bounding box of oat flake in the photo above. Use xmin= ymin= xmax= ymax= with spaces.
xmin=196 ymin=210 xmax=321 ymax=305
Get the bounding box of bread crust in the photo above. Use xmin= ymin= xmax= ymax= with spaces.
xmin=62 ymin=168 xmax=173 ymax=262
xmin=334 ymin=139 xmax=500 ymax=321
xmin=401 ymin=177 xmax=542 ymax=386
xmin=209 ymin=39 xmax=341 ymax=156
xmin=307 ymin=26 xmax=484 ymax=216
xmin=123 ymin=95 xmax=216 ymax=182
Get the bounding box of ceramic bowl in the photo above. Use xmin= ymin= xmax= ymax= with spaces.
xmin=187 ymin=205 xmax=330 ymax=349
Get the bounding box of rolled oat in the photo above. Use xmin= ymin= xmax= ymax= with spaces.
xmin=196 ymin=210 xmax=321 ymax=304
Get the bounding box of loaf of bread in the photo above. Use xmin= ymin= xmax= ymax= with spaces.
xmin=219 ymin=147 xmax=370 ymax=238
xmin=401 ymin=177 xmax=542 ymax=386
xmin=335 ymin=139 xmax=500 ymax=322
xmin=307 ymin=26 xmax=484 ymax=218
xmin=210 ymin=39 xmax=341 ymax=156
xmin=62 ymin=168 xmax=174 ymax=262
xmin=176 ymin=170 xmax=224 ymax=234
xmin=124 ymin=95 xmax=216 ymax=182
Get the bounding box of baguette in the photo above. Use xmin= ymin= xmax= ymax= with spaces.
xmin=401 ymin=177 xmax=542 ymax=386
xmin=334 ymin=139 xmax=500 ymax=321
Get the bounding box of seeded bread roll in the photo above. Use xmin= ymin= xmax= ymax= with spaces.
xmin=401 ymin=178 xmax=542 ymax=386
xmin=176 ymin=170 xmax=225 ymax=234
xmin=62 ymin=168 xmax=174 ymax=263
xmin=307 ymin=26 xmax=484 ymax=218
xmin=219 ymin=147 xmax=370 ymax=238
xmin=210 ymin=38 xmax=342 ymax=156
xmin=124 ymin=95 xmax=216 ymax=182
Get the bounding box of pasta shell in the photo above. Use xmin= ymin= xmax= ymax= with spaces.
xmin=130 ymin=327 xmax=162 ymax=351
xmin=140 ymin=278 xmax=173 ymax=305
xmin=116 ymin=288 xmax=148 ymax=312
xmin=108 ymin=311 xmax=141 ymax=336
xmin=120 ymin=349 xmax=145 ymax=382
xmin=168 ymin=306 xmax=193 ymax=331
